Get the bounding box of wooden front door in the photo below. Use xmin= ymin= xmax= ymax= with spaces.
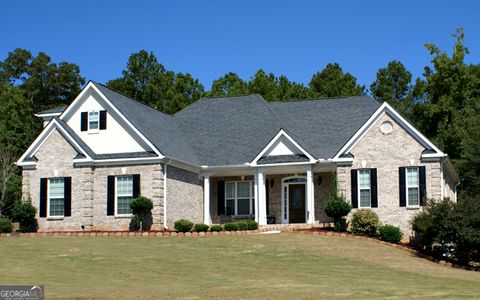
xmin=288 ymin=184 xmax=306 ymax=223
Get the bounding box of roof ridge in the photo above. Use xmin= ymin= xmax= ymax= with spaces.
xmin=199 ymin=94 xmax=263 ymax=100
xmin=271 ymin=95 xmax=374 ymax=104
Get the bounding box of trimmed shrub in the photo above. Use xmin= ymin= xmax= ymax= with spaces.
xmin=350 ymin=209 xmax=380 ymax=237
xmin=130 ymin=197 xmax=153 ymax=214
xmin=129 ymin=215 xmax=142 ymax=231
xmin=324 ymin=175 xmax=351 ymax=232
xmin=210 ymin=225 xmax=223 ymax=232
xmin=129 ymin=197 xmax=153 ymax=231
xmin=175 ymin=219 xmax=194 ymax=232
xmin=242 ymin=219 xmax=258 ymax=230
xmin=194 ymin=223 xmax=209 ymax=232
xmin=0 ymin=216 xmax=13 ymax=233
xmin=236 ymin=221 xmax=248 ymax=231
xmin=379 ymin=225 xmax=403 ymax=244
xmin=11 ymin=201 xmax=38 ymax=232
xmin=223 ymin=222 xmax=239 ymax=231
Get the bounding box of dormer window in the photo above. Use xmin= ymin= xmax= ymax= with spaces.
xmin=89 ymin=111 xmax=99 ymax=130
xmin=81 ymin=110 xmax=107 ymax=132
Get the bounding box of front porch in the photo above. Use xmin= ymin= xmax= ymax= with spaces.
xmin=203 ymin=165 xmax=335 ymax=226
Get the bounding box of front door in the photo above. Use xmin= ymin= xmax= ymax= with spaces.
xmin=288 ymin=184 xmax=306 ymax=223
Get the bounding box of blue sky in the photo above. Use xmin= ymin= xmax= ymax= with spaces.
xmin=1 ymin=1 xmax=479 ymax=91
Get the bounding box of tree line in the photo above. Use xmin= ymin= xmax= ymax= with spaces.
xmin=0 ymin=28 xmax=479 ymax=215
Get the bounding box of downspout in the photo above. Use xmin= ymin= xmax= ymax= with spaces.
xmin=440 ymin=159 xmax=445 ymax=200
xmin=163 ymin=162 xmax=168 ymax=230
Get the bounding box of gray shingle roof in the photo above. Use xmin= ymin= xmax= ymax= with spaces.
xmin=36 ymin=105 xmax=68 ymax=115
xmin=40 ymin=84 xmax=381 ymax=167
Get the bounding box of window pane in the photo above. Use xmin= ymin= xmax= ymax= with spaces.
xmin=407 ymin=168 xmax=419 ymax=186
xmin=117 ymin=176 xmax=133 ymax=196
xmin=117 ymin=196 xmax=133 ymax=215
xmin=49 ymin=198 xmax=64 ymax=216
xmin=360 ymin=190 xmax=371 ymax=207
xmin=359 ymin=170 xmax=370 ymax=189
xmin=237 ymin=198 xmax=250 ymax=215
xmin=408 ymin=187 xmax=419 ymax=206
xmin=89 ymin=111 xmax=99 ymax=129
xmin=49 ymin=179 xmax=64 ymax=198
xmin=237 ymin=182 xmax=250 ymax=198
xmin=226 ymin=199 xmax=235 ymax=215
xmin=226 ymin=182 xmax=235 ymax=198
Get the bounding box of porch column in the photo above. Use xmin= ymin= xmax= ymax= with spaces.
xmin=254 ymin=172 xmax=259 ymax=223
xmin=257 ymin=168 xmax=267 ymax=225
xmin=305 ymin=165 xmax=315 ymax=224
xmin=203 ymin=175 xmax=211 ymax=225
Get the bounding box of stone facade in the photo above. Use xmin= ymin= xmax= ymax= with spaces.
xmin=336 ymin=113 xmax=442 ymax=235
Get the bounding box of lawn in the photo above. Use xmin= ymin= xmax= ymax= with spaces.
xmin=0 ymin=233 xmax=479 ymax=299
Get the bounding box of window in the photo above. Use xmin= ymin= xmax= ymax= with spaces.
xmin=116 ymin=176 xmax=133 ymax=215
xmin=88 ymin=111 xmax=99 ymax=130
xmin=225 ymin=181 xmax=254 ymax=215
xmin=48 ymin=178 xmax=64 ymax=217
xmin=406 ymin=167 xmax=419 ymax=206
xmin=358 ymin=169 xmax=371 ymax=208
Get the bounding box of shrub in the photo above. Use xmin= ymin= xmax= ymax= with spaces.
xmin=350 ymin=209 xmax=380 ymax=237
xmin=11 ymin=201 xmax=38 ymax=232
xmin=129 ymin=197 xmax=153 ymax=231
xmin=210 ymin=225 xmax=223 ymax=232
xmin=0 ymin=217 xmax=13 ymax=233
xmin=223 ymin=222 xmax=239 ymax=231
xmin=236 ymin=221 xmax=248 ymax=231
xmin=175 ymin=219 xmax=194 ymax=232
xmin=379 ymin=225 xmax=403 ymax=244
xmin=324 ymin=175 xmax=351 ymax=232
xmin=194 ymin=223 xmax=209 ymax=232
xmin=242 ymin=219 xmax=258 ymax=230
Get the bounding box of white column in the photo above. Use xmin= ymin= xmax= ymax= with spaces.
xmin=257 ymin=169 xmax=267 ymax=225
xmin=305 ymin=165 xmax=315 ymax=224
xmin=254 ymin=172 xmax=259 ymax=223
xmin=203 ymin=175 xmax=211 ymax=225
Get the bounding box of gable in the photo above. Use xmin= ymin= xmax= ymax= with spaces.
xmin=34 ymin=129 xmax=79 ymax=167
xmin=264 ymin=136 xmax=304 ymax=156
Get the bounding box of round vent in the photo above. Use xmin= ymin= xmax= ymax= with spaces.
xmin=380 ymin=121 xmax=393 ymax=134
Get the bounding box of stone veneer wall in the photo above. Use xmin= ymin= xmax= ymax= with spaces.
xmin=21 ymin=129 xmax=208 ymax=232
xmin=336 ymin=113 xmax=442 ymax=235
xmin=166 ymin=165 xmax=203 ymax=228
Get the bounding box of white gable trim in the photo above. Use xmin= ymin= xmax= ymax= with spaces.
xmin=332 ymin=102 xmax=444 ymax=161
xmin=60 ymin=81 xmax=164 ymax=158
xmin=250 ymin=129 xmax=316 ymax=166
xmin=16 ymin=118 xmax=93 ymax=167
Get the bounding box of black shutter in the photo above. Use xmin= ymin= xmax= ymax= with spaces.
xmin=419 ymin=166 xmax=427 ymax=205
xmin=351 ymin=169 xmax=358 ymax=208
xmin=64 ymin=177 xmax=72 ymax=217
xmin=399 ymin=167 xmax=406 ymax=207
xmin=99 ymin=110 xmax=107 ymax=130
xmin=39 ymin=178 xmax=47 ymax=218
xmin=81 ymin=112 xmax=88 ymax=131
xmin=266 ymin=179 xmax=270 ymax=215
xmin=217 ymin=181 xmax=225 ymax=215
xmin=107 ymin=176 xmax=115 ymax=216
xmin=370 ymin=168 xmax=378 ymax=208
xmin=132 ymin=174 xmax=140 ymax=198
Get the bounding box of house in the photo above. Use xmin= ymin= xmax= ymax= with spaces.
xmin=17 ymin=81 xmax=459 ymax=233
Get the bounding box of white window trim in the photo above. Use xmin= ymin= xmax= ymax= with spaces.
xmin=88 ymin=110 xmax=100 ymax=133
xmin=115 ymin=175 xmax=134 ymax=217
xmin=406 ymin=167 xmax=420 ymax=208
xmin=358 ymin=169 xmax=371 ymax=208
xmin=225 ymin=181 xmax=254 ymax=216
xmin=47 ymin=178 xmax=65 ymax=219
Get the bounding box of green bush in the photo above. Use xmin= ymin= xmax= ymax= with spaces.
xmin=194 ymin=223 xmax=209 ymax=232
xmin=129 ymin=197 xmax=153 ymax=231
xmin=350 ymin=209 xmax=380 ymax=237
xmin=379 ymin=225 xmax=403 ymax=244
xmin=11 ymin=201 xmax=38 ymax=232
xmin=324 ymin=176 xmax=351 ymax=232
xmin=175 ymin=219 xmax=194 ymax=232
xmin=0 ymin=216 xmax=13 ymax=233
xmin=210 ymin=225 xmax=223 ymax=232
xmin=223 ymin=222 xmax=239 ymax=231
xmin=242 ymin=219 xmax=258 ymax=230
xmin=235 ymin=221 xmax=249 ymax=230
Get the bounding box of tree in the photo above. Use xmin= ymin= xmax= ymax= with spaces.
xmin=0 ymin=48 xmax=85 ymax=112
xmin=370 ymin=60 xmax=413 ymax=113
xmin=107 ymin=50 xmax=204 ymax=114
xmin=209 ymin=72 xmax=248 ymax=97
xmin=309 ymin=63 xmax=365 ymax=97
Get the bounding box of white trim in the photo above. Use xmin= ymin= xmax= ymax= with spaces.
xmin=16 ymin=118 xmax=93 ymax=166
xmin=114 ymin=175 xmax=134 ymax=217
xmin=59 ymin=81 xmax=164 ymax=158
xmin=163 ymin=163 xmax=168 ymax=229
xmin=257 ymin=169 xmax=267 ymax=225
xmin=203 ymin=175 xmax=211 ymax=225
xmin=405 ymin=167 xmax=420 ymax=208
xmin=35 ymin=112 xmax=62 ymax=118
xmin=87 ymin=110 xmax=100 ymax=132
xmin=224 ymin=181 xmax=255 ymax=216
xmin=250 ymin=129 xmax=316 ymax=166
xmin=47 ymin=178 xmax=65 ymax=218
xmin=357 ymin=169 xmax=372 ymax=208
xmin=281 ymin=176 xmax=307 ymax=224
xmin=333 ymin=102 xmax=444 ymax=160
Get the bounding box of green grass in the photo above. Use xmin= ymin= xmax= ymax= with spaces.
xmin=0 ymin=233 xmax=479 ymax=299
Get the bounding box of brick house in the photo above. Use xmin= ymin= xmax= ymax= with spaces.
xmin=17 ymin=81 xmax=459 ymax=234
